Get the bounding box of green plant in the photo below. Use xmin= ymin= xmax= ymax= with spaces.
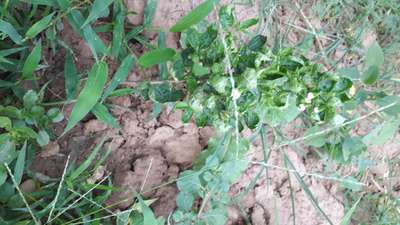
xmin=134 ymin=2 xmax=400 ymax=224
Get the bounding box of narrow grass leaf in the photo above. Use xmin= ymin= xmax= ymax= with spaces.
xmin=170 ymin=0 xmax=217 ymax=32
xmin=158 ymin=32 xmax=168 ymax=80
xmin=102 ymin=55 xmax=134 ymax=100
xmin=0 ymin=165 xmax=7 ymax=186
xmin=92 ymin=103 xmax=120 ymax=129
xmin=284 ymin=154 xmax=334 ymax=225
xmin=21 ymin=0 xmax=57 ymax=6
xmin=0 ymin=47 xmax=27 ymax=57
xmin=70 ymin=137 xmax=106 ymax=180
xmin=0 ymin=19 xmax=22 ymax=44
xmin=25 ymin=12 xmax=55 ymax=39
xmin=339 ymin=197 xmax=362 ymax=225
xmin=64 ymin=52 xmax=79 ymax=100
xmin=13 ymin=142 xmax=26 ymax=185
xmin=0 ymin=80 xmax=14 ymax=88
xmin=82 ymin=0 xmax=114 ymax=28
xmin=22 ymin=41 xmax=42 ymax=80
xmin=143 ymin=0 xmax=157 ymax=27
xmin=137 ymin=195 xmax=158 ymax=225
xmin=63 ymin=62 xmax=108 ymax=135
xmin=138 ymin=48 xmax=175 ymax=68
xmin=111 ymin=10 xmax=125 ymax=57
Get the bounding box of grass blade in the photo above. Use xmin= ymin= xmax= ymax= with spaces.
xmin=137 ymin=195 xmax=158 ymax=225
xmin=111 ymin=9 xmax=125 ymax=57
xmin=81 ymin=0 xmax=114 ymax=28
xmin=170 ymin=0 xmax=217 ymax=32
xmin=21 ymin=0 xmax=57 ymax=6
xmin=102 ymin=55 xmax=134 ymax=101
xmin=92 ymin=103 xmax=120 ymax=129
xmin=0 ymin=19 xmax=22 ymax=44
xmin=138 ymin=48 xmax=175 ymax=68
xmin=25 ymin=12 xmax=55 ymax=39
xmin=69 ymin=137 xmax=106 ymax=180
xmin=64 ymin=51 xmax=79 ymax=101
xmin=0 ymin=47 xmax=27 ymax=57
xmin=22 ymin=41 xmax=42 ymax=80
xmin=339 ymin=197 xmax=362 ymax=225
xmin=157 ymin=32 xmax=167 ymax=80
xmin=143 ymin=0 xmax=157 ymax=28
xmin=63 ymin=62 xmax=108 ymax=135
xmin=284 ymin=153 xmax=334 ymax=225
xmin=13 ymin=141 xmax=26 ymax=185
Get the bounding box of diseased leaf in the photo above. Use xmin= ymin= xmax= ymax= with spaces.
xmin=64 ymin=52 xmax=79 ymax=100
xmin=0 ymin=19 xmax=22 ymax=44
xmin=63 ymin=62 xmax=108 ymax=135
xmin=82 ymin=0 xmax=114 ymax=28
xmin=92 ymin=103 xmax=120 ymax=129
xmin=25 ymin=12 xmax=55 ymax=39
xmin=0 ymin=137 xmax=16 ymax=164
xmin=14 ymin=142 xmax=26 ymax=185
xmin=170 ymin=0 xmax=217 ymax=32
xmin=138 ymin=48 xmax=176 ymax=68
xmin=22 ymin=41 xmax=42 ymax=80
xmin=102 ymin=55 xmax=134 ymax=100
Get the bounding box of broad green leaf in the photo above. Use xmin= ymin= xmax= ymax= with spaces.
xmin=377 ymin=96 xmax=400 ymax=115
xmin=247 ymin=35 xmax=267 ymax=51
xmin=0 ymin=19 xmax=22 ymax=44
xmin=149 ymin=83 xmax=183 ymax=103
xmin=14 ymin=142 xmax=26 ymax=185
xmin=102 ymin=55 xmax=134 ymax=100
xmin=337 ymin=67 xmax=359 ymax=80
xmin=0 ymin=165 xmax=7 ymax=186
xmin=0 ymin=182 xmax=15 ymax=203
xmin=238 ymin=18 xmax=259 ymax=30
xmin=64 ymin=52 xmax=79 ymax=100
xmin=0 ymin=116 xmax=12 ymax=130
xmin=25 ymin=12 xmax=55 ymax=39
xmin=0 ymin=137 xmax=16 ymax=164
xmin=339 ymin=197 xmax=362 ymax=225
xmin=170 ymin=0 xmax=217 ymax=32
xmin=176 ymin=191 xmax=194 ymax=212
xmin=82 ymin=0 xmax=114 ymax=28
xmin=23 ymin=90 xmax=38 ymax=109
xmin=137 ymin=195 xmax=158 ymax=225
xmin=177 ymin=170 xmax=201 ymax=194
xmin=143 ymin=0 xmax=157 ymax=27
xmin=111 ymin=10 xmax=125 ymax=57
xmin=362 ymin=119 xmax=400 ymax=146
xmin=158 ymin=32 xmax=168 ymax=80
xmin=92 ymin=103 xmax=120 ymax=129
xmin=47 ymin=108 xmax=64 ymax=123
xmin=260 ymin=95 xmax=300 ymax=127
xmin=70 ymin=138 xmax=105 ymax=180
xmin=36 ymin=130 xmax=50 ymax=146
xmin=219 ymin=5 xmax=234 ymax=29
xmin=304 ymin=126 xmax=326 ymax=147
xmin=138 ymin=48 xmax=176 ymax=68
xmin=116 ymin=210 xmax=131 ymax=225
xmin=342 ymin=137 xmax=366 ymax=162
xmin=203 ymin=208 xmax=228 ymax=225
xmin=22 ymin=41 xmax=42 ymax=80
xmin=64 ymin=62 xmax=108 ymax=135
xmin=361 ymin=65 xmax=379 ymax=85
xmin=244 ymin=111 xmax=259 ymax=129
xmin=365 ymin=41 xmax=384 ymax=68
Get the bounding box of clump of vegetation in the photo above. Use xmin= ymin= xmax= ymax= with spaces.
xmin=0 ymin=0 xmax=399 ymax=224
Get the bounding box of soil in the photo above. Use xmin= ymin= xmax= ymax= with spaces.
xmin=28 ymin=1 xmax=400 ymax=225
